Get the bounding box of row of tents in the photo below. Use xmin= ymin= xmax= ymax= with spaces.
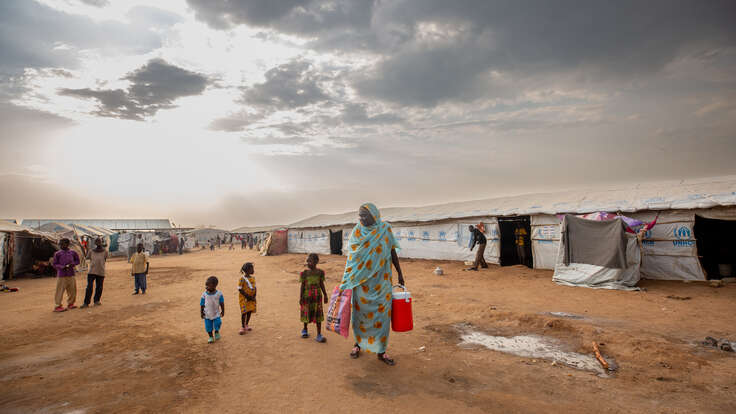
xmin=237 ymin=175 xmax=736 ymax=289
xmin=0 ymin=222 xmax=244 ymax=280
xmin=3 ymin=176 xmax=734 ymax=288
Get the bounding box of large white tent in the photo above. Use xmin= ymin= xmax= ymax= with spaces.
xmin=285 ymin=175 xmax=736 ymax=281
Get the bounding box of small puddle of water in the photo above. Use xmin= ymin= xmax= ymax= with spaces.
xmin=543 ymin=311 xmax=585 ymax=319
xmin=459 ymin=331 xmax=607 ymax=376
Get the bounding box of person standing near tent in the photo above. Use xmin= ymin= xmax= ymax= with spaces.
xmin=466 ymin=225 xmax=488 ymax=271
xmin=130 ymin=243 xmax=149 ymax=295
xmin=82 ymin=237 xmax=107 ymax=308
xmin=514 ymin=224 xmax=529 ymax=267
xmin=341 ymin=203 xmax=405 ymax=366
xmin=179 ymin=237 xmax=185 ymax=255
xmin=52 ymin=238 xmax=80 ymax=312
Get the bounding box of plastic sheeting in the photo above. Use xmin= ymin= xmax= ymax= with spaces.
xmin=531 ymin=215 xmax=561 ymax=270
xmin=382 ymin=221 xmax=500 ymax=263
xmin=553 ymin=233 xmax=641 ymax=290
xmin=288 ymin=229 xmax=330 ymax=255
xmin=630 ymin=211 xmax=705 ymax=281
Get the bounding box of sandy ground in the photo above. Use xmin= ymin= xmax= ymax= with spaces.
xmin=1 ymin=248 xmax=735 ymax=414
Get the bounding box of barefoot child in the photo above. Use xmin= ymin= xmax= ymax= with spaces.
xmin=300 ymin=253 xmax=328 ymax=343
xmin=238 ymin=263 xmax=256 ymax=334
xmin=201 ymin=276 xmax=224 ymax=343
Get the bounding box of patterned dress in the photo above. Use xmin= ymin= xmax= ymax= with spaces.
xmin=300 ymin=269 xmax=325 ymax=323
xmin=339 ymin=203 xmax=400 ymax=354
xmin=238 ymin=275 xmax=257 ymax=313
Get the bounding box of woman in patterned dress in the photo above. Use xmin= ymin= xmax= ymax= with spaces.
xmin=339 ymin=203 xmax=405 ymax=366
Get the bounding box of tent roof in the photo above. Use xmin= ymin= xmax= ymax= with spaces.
xmin=21 ymin=218 xmax=175 ymax=230
xmin=288 ymin=175 xmax=736 ymax=229
xmin=0 ymin=221 xmax=59 ymax=241
xmin=186 ymin=227 xmax=228 ymax=234
xmin=231 ymin=225 xmax=285 ymax=233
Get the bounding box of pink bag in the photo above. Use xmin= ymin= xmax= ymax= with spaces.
xmin=325 ymin=286 xmax=352 ymax=338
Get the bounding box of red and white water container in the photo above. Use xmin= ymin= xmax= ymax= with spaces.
xmin=391 ymin=285 xmax=413 ymax=332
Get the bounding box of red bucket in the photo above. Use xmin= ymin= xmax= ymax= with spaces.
xmin=391 ymin=285 xmax=413 ymax=332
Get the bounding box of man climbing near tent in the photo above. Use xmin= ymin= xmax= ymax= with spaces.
xmin=466 ymin=225 xmax=488 ymax=271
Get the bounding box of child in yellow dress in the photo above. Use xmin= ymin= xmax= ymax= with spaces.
xmin=238 ymin=262 xmax=256 ymax=335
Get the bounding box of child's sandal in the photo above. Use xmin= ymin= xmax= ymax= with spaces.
xmin=301 ymin=329 xmax=309 ymax=338
xmin=350 ymin=345 xmax=360 ymax=359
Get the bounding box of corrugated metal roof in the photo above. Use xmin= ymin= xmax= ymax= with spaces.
xmin=288 ymin=175 xmax=736 ymax=229
xmin=21 ymin=219 xmax=175 ymax=230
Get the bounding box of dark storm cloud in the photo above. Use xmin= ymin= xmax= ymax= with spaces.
xmin=356 ymin=0 xmax=736 ymax=105
xmin=186 ymin=0 xmax=374 ymax=35
xmin=0 ymin=0 xmax=163 ymax=72
xmin=59 ymin=59 xmax=211 ymax=120
xmin=186 ymin=0 xmax=736 ymax=107
xmin=242 ymin=60 xmax=332 ymax=110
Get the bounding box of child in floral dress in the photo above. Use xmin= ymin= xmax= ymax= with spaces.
xmin=299 ymin=253 xmax=328 ymax=343
xmin=238 ymin=262 xmax=256 ymax=335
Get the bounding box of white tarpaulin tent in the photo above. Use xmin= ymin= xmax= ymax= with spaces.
xmin=286 ymin=175 xmax=736 ymax=280
xmin=288 ymin=229 xmax=331 ymax=255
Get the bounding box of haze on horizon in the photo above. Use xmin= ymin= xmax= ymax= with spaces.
xmin=1 ymin=0 xmax=735 ymax=229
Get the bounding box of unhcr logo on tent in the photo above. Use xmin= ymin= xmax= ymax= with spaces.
xmin=642 ymin=229 xmax=655 ymax=246
xmin=672 ymin=226 xmax=695 ymax=247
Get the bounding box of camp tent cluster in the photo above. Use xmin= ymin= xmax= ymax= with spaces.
xmin=278 ymin=175 xmax=736 ymax=288
xmin=0 ymin=221 xmax=63 ymax=280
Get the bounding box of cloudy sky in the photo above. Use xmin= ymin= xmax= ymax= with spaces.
xmin=1 ymin=0 xmax=735 ymax=228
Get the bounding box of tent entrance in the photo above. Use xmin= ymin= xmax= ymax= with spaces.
xmin=695 ymin=215 xmax=736 ymax=279
xmin=12 ymin=234 xmax=57 ymax=278
xmin=498 ymin=216 xmax=532 ymax=267
xmin=330 ymin=230 xmax=343 ymax=255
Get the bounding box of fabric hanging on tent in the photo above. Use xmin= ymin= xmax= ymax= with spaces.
xmin=562 ymin=214 xmax=627 ymax=268
xmin=109 ymin=233 xmax=119 ymax=253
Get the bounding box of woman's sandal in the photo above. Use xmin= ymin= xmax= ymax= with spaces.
xmin=350 ymin=345 xmax=361 ymax=359
xmin=377 ymin=353 xmax=395 ymax=366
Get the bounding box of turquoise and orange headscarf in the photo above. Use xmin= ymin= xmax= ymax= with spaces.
xmin=339 ymin=203 xmax=399 ymax=290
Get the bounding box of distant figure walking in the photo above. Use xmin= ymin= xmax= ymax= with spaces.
xmin=241 ymin=236 xmax=246 ymax=249
xmin=130 ymin=243 xmax=149 ymax=295
xmin=82 ymin=238 xmax=107 ymax=308
xmin=514 ymin=224 xmax=528 ymax=267
xmin=466 ymin=225 xmax=488 ymax=271
xmin=179 ymin=237 xmax=185 ymax=255
xmin=52 ymin=238 xmax=80 ymax=312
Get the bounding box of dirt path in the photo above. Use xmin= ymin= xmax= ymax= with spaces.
xmin=1 ymin=249 xmax=735 ymax=413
